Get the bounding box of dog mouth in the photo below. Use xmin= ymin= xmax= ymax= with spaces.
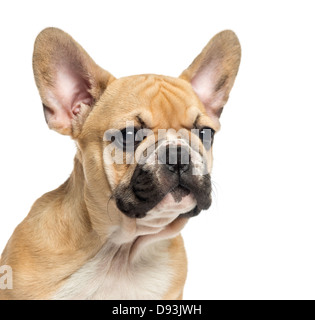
xmin=114 ymin=162 xmax=212 ymax=219
xmin=115 ymin=181 xmax=208 ymax=219
xmin=165 ymin=185 xmax=203 ymax=219
xmin=170 ymin=185 xmax=190 ymax=203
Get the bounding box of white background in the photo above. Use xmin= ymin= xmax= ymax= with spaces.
xmin=1 ymin=0 xmax=315 ymax=300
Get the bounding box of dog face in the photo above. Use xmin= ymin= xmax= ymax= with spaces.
xmin=33 ymin=28 xmax=240 ymax=222
xmin=99 ymin=75 xmax=215 ymax=219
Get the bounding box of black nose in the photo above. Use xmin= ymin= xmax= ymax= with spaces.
xmin=164 ymin=145 xmax=190 ymax=174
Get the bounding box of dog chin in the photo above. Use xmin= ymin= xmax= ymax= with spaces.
xmin=148 ymin=188 xmax=197 ymax=215
xmin=135 ymin=190 xmax=198 ymax=231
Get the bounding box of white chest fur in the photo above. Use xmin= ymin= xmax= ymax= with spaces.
xmin=52 ymin=239 xmax=173 ymax=300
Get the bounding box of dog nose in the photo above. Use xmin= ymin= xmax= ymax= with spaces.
xmin=164 ymin=145 xmax=190 ymax=174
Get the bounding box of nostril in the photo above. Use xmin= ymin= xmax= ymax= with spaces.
xmin=166 ymin=163 xmax=178 ymax=173
xmin=179 ymin=163 xmax=190 ymax=174
xmin=166 ymin=162 xmax=190 ymax=174
xmin=164 ymin=145 xmax=190 ymax=174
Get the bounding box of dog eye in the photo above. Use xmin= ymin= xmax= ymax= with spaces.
xmin=199 ymin=127 xmax=215 ymax=150
xmin=115 ymin=127 xmax=144 ymax=152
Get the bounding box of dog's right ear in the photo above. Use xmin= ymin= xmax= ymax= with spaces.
xmin=33 ymin=27 xmax=115 ymax=136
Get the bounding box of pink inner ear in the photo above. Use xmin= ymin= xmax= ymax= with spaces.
xmin=191 ymin=63 xmax=226 ymax=116
xmin=54 ymin=66 xmax=93 ymax=117
xmin=43 ymin=65 xmax=93 ymax=134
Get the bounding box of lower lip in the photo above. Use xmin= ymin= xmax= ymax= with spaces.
xmin=153 ymin=191 xmax=197 ymax=213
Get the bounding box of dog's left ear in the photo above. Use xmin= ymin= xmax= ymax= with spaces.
xmin=180 ymin=30 xmax=241 ymax=118
xmin=33 ymin=27 xmax=115 ymax=136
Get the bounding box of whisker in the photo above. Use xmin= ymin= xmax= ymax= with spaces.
xmin=210 ymin=179 xmax=220 ymax=206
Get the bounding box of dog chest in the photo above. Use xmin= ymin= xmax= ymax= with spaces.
xmin=52 ymin=240 xmax=173 ymax=300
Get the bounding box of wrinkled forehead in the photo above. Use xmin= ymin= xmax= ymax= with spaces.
xmin=92 ymin=74 xmax=221 ymax=133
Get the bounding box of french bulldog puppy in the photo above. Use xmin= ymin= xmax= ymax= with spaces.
xmin=0 ymin=28 xmax=240 ymax=299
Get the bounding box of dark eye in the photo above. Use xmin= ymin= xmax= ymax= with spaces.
xmin=199 ymin=127 xmax=215 ymax=150
xmin=114 ymin=127 xmax=145 ymax=152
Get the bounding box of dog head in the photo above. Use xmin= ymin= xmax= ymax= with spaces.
xmin=33 ymin=28 xmax=241 ymax=225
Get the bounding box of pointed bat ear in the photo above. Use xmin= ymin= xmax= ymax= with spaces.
xmin=180 ymin=30 xmax=241 ymax=118
xmin=33 ymin=27 xmax=115 ymax=136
